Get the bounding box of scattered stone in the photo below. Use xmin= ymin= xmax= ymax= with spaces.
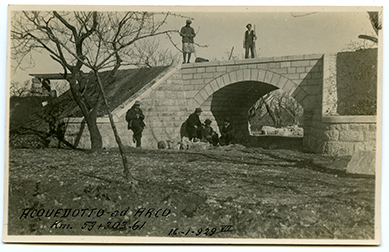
xmin=157 ymin=140 xmax=180 ymax=150
xmin=346 ymin=150 xmax=376 ymax=175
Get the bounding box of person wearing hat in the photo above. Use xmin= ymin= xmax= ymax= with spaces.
xmin=125 ymin=101 xmax=146 ymax=148
xmin=243 ymin=23 xmax=257 ymax=59
xmin=180 ymin=19 xmax=196 ymax=64
xmin=185 ymin=107 xmax=203 ymax=141
xmin=219 ymin=117 xmax=234 ymax=145
xmin=202 ymin=119 xmax=219 ymax=146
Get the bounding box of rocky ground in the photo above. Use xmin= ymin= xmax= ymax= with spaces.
xmin=7 ymin=145 xmax=375 ymax=240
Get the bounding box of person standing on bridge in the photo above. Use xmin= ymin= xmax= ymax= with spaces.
xmin=180 ymin=19 xmax=196 ymax=64
xmin=243 ymin=23 xmax=257 ymax=59
xmin=125 ymin=101 xmax=146 ymax=148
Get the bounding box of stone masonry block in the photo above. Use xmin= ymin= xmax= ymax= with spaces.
xmin=281 ymin=62 xmax=291 ymax=68
xmin=194 ymin=94 xmax=203 ymax=105
xmin=364 ymin=131 xmax=376 ymax=141
xmin=243 ymin=68 xmax=251 ymax=81
xmin=349 ymin=124 xmax=369 ymax=131
xmin=270 ymin=73 xmax=281 ymax=86
xmin=339 ymin=130 xmax=364 ymax=142
xmin=250 ymin=69 xmax=259 ymax=80
xmin=369 ymin=124 xmax=377 ymax=131
xmin=257 ymin=63 xmax=268 ymax=69
xmin=216 ymin=77 xmax=225 ymax=89
xmin=236 ymin=70 xmax=244 ymax=82
xmin=190 ymin=79 xmax=205 ymax=85
xmin=204 ymin=84 xmax=214 ymax=96
xmin=273 ymin=68 xmax=288 ymax=74
xmin=193 ymin=73 xmax=202 ymax=79
xmin=323 ymin=130 xmax=340 ymax=141
xmin=324 ymin=141 xmax=354 ymax=156
xmin=229 ymin=71 xmax=238 ymax=83
xmin=155 ymin=91 xmax=165 ymax=99
xmin=257 ymin=69 xmax=266 ymax=82
xmin=206 ymin=66 xmax=216 ymax=72
xmin=185 ymin=90 xmax=198 ymax=98
xmin=182 ymin=74 xmax=193 ymax=80
xmin=227 ymin=65 xmax=239 ymax=71
xmin=181 ymin=68 xmax=197 ymax=74
xmin=264 ymin=71 xmax=274 ymax=83
xmin=216 ymin=66 xmax=227 ymax=72
xmin=365 ymin=141 xmax=376 ymax=151
xmin=287 ymin=67 xmax=296 ymax=74
xmin=291 ymin=60 xmax=310 ymax=67
xmin=222 ymin=73 xmax=231 ymax=85
xmin=354 ymin=142 xmax=366 ymax=152
xmin=286 ymin=73 xmax=300 ymax=80
xmin=210 ymin=80 xmax=219 ymax=92
xmin=268 ymin=62 xmax=281 ymax=69
xmin=197 ymin=67 xmax=206 ymax=73
xmin=296 ymin=66 xmax=305 ymax=73
xmin=274 ymin=76 xmax=287 ymax=89
xmin=239 ymin=64 xmax=249 ymax=70
xmin=283 ymin=80 xmax=296 ymax=93
xmin=202 ymin=72 xmax=214 ymax=79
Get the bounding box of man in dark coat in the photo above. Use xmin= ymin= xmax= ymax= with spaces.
xmin=186 ymin=108 xmax=203 ymax=141
xmin=202 ymin=119 xmax=219 ymax=146
xmin=126 ymin=101 xmax=145 ymax=148
xmin=243 ymin=23 xmax=257 ymax=59
xmin=219 ymin=117 xmax=234 ymax=145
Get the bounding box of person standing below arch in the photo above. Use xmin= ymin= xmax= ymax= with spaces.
xmin=219 ymin=117 xmax=234 ymax=146
xmin=125 ymin=101 xmax=146 ymax=148
xmin=185 ymin=108 xmax=203 ymax=141
xmin=243 ymin=23 xmax=257 ymax=59
xmin=180 ymin=19 xmax=196 ymax=64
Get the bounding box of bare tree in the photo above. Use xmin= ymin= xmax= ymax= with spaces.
xmin=132 ymin=38 xmax=180 ymax=67
xmin=11 ymin=10 xmax=184 ymax=182
xmin=249 ymin=90 xmax=303 ymax=129
xmin=10 ymin=80 xmax=31 ymax=97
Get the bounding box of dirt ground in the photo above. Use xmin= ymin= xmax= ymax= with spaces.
xmin=6 ymin=145 xmax=376 ymax=240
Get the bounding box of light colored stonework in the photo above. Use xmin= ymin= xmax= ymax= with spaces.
xmin=63 ymin=52 xmax=376 ymax=157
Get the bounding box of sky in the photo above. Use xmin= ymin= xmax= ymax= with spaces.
xmin=9 ymin=7 xmax=378 ymax=83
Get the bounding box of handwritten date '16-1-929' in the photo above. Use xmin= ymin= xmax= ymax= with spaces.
xmin=168 ymin=225 xmax=233 ymax=236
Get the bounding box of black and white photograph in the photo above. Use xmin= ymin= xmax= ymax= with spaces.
xmin=2 ymin=3 xmax=383 ymax=246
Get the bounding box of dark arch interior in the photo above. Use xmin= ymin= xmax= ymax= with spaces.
xmin=209 ymin=81 xmax=278 ymax=141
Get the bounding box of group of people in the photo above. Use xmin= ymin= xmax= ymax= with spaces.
xmin=125 ymin=20 xmax=255 ymax=147
xmin=125 ymin=102 xmax=234 ymax=148
xmin=179 ymin=20 xmax=257 ymax=63
xmin=185 ymin=107 xmax=234 ymax=146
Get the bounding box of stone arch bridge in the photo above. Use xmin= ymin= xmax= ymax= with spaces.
xmin=64 ymin=52 xmax=376 ymax=155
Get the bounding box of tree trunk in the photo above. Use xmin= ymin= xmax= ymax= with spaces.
xmin=68 ymin=71 xmax=103 ymax=151
xmin=94 ymin=70 xmax=135 ymax=184
xmin=84 ymin=108 xmax=103 ymax=151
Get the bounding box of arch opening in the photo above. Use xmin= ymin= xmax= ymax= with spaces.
xmin=199 ymin=80 xmax=304 ymax=149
